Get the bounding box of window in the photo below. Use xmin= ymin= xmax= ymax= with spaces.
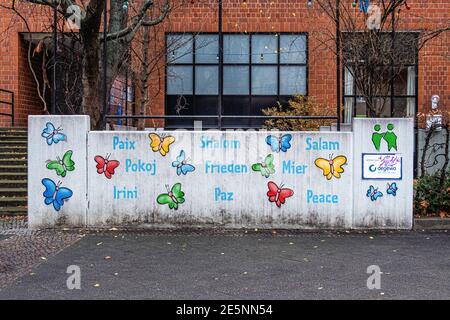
xmin=342 ymin=32 xmax=418 ymax=122
xmin=166 ymin=33 xmax=308 ymax=128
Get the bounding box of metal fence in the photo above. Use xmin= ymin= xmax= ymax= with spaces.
xmin=0 ymin=89 xmax=14 ymax=127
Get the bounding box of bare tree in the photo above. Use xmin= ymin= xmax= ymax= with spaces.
xmin=311 ymin=0 xmax=449 ymax=117
xmin=3 ymin=0 xmax=175 ymax=129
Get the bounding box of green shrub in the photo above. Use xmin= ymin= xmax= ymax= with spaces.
xmin=414 ymin=172 xmax=450 ymax=216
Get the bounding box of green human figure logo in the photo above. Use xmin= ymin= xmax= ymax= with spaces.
xmin=371 ymin=123 xmax=397 ymax=151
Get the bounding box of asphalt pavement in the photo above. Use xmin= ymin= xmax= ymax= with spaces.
xmin=0 ymin=229 xmax=449 ymax=299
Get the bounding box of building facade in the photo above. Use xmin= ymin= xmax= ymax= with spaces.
xmin=0 ymin=0 xmax=448 ymax=128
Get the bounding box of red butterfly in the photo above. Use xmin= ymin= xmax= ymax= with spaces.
xmin=94 ymin=154 xmax=120 ymax=179
xmin=267 ymin=181 xmax=294 ymax=208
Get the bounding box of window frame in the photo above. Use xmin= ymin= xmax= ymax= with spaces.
xmin=342 ymin=31 xmax=419 ymax=119
xmin=165 ymin=32 xmax=309 ymax=127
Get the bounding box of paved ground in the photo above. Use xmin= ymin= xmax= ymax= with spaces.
xmin=0 ymin=229 xmax=449 ymax=299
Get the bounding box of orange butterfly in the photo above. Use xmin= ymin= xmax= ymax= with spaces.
xmin=148 ymin=133 xmax=175 ymax=156
xmin=314 ymin=155 xmax=347 ymax=180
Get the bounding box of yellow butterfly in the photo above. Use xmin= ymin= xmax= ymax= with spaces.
xmin=148 ymin=133 xmax=175 ymax=156
xmin=314 ymin=155 xmax=347 ymax=180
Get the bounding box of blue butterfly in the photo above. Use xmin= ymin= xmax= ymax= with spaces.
xmin=386 ymin=182 xmax=398 ymax=197
xmin=172 ymin=150 xmax=195 ymax=176
xmin=266 ymin=134 xmax=292 ymax=153
xmin=41 ymin=122 xmax=67 ymax=145
xmin=42 ymin=178 xmax=73 ymax=211
xmin=360 ymin=0 xmax=370 ymax=13
xmin=366 ymin=185 xmax=383 ymax=201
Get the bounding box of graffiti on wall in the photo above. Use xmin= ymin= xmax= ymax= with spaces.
xmin=46 ymin=150 xmax=75 ymax=177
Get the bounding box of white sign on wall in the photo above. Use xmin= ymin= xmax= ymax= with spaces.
xmin=362 ymin=153 xmax=403 ymax=180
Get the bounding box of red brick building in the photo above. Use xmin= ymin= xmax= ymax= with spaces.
xmin=0 ymin=0 xmax=448 ymax=128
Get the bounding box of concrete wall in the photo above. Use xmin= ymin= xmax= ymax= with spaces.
xmin=28 ymin=116 xmax=414 ymax=229
xmin=28 ymin=115 xmax=89 ymax=228
xmin=353 ymin=118 xmax=414 ymax=229
xmin=87 ymin=131 xmax=353 ymax=228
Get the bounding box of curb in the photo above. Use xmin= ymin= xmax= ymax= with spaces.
xmin=414 ymin=218 xmax=450 ymax=230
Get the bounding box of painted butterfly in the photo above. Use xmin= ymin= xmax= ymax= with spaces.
xmin=367 ymin=185 xmax=383 ymax=201
xmin=41 ymin=122 xmax=67 ymax=145
xmin=314 ymin=154 xmax=347 ymax=180
xmin=157 ymin=183 xmax=185 ymax=210
xmin=149 ymin=133 xmax=175 ymax=156
xmin=267 ymin=181 xmax=294 ymax=208
xmin=42 ymin=178 xmax=73 ymax=211
xmin=94 ymin=154 xmax=120 ymax=179
xmin=46 ymin=150 xmax=75 ymax=177
xmin=386 ymin=182 xmax=398 ymax=197
xmin=252 ymin=154 xmax=275 ymax=178
xmin=266 ymin=134 xmax=292 ymax=153
xmin=172 ymin=150 xmax=195 ymax=176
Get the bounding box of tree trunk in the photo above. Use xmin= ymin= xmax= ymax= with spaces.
xmin=138 ymin=23 xmax=150 ymax=130
xmin=80 ymin=1 xmax=104 ymax=130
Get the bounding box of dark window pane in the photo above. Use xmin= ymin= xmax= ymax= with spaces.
xmin=223 ymin=96 xmax=250 ymax=128
xmin=280 ymin=35 xmax=307 ymax=64
xmin=165 ymin=95 xmax=194 ymax=129
xmin=252 ymin=66 xmax=277 ymax=95
xmin=195 ymin=66 xmax=218 ymax=95
xmin=194 ymin=96 xmax=218 ymax=128
xmin=167 ymin=66 xmax=193 ymax=95
xmin=280 ymin=66 xmax=306 ymax=95
xmin=252 ymin=35 xmax=278 ymax=64
xmin=224 ymin=35 xmax=249 ymax=64
xmin=167 ymin=34 xmax=193 ymax=64
xmin=251 ymin=96 xmax=278 ymax=127
xmin=393 ymin=98 xmax=408 ymax=117
xmin=195 ymin=34 xmax=218 ymax=64
xmin=224 ymin=66 xmax=249 ymax=95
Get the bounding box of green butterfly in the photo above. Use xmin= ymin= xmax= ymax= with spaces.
xmin=252 ymin=154 xmax=275 ymax=178
xmin=157 ymin=183 xmax=185 ymax=210
xmin=46 ymin=150 xmax=75 ymax=177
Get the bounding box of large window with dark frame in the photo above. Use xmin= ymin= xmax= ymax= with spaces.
xmin=342 ymin=32 xmax=418 ymax=123
xmin=165 ymin=33 xmax=308 ymax=128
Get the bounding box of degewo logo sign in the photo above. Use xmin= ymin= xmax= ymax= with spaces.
xmin=362 ymin=153 xmax=402 ymax=180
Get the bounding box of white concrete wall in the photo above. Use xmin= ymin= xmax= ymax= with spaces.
xmin=352 ymin=118 xmax=414 ymax=229
xmin=27 ymin=116 xmax=414 ymax=229
xmin=28 ymin=116 xmax=89 ymax=228
xmin=87 ymin=131 xmax=353 ymax=228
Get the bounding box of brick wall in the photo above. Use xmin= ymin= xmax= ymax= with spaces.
xmin=0 ymin=0 xmax=449 ymax=127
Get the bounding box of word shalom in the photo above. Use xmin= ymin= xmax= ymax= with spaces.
xmin=362 ymin=153 xmax=402 ymax=180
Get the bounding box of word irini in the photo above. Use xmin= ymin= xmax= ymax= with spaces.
xmin=200 ymin=136 xmax=241 ymax=149
xmin=306 ymin=189 xmax=339 ymax=204
xmin=305 ymin=137 xmax=340 ymax=150
xmin=125 ymin=159 xmax=156 ymax=175
xmin=205 ymin=161 xmax=248 ymax=174
xmin=113 ymin=136 xmax=136 ymax=150
xmin=113 ymin=186 xmax=138 ymax=199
